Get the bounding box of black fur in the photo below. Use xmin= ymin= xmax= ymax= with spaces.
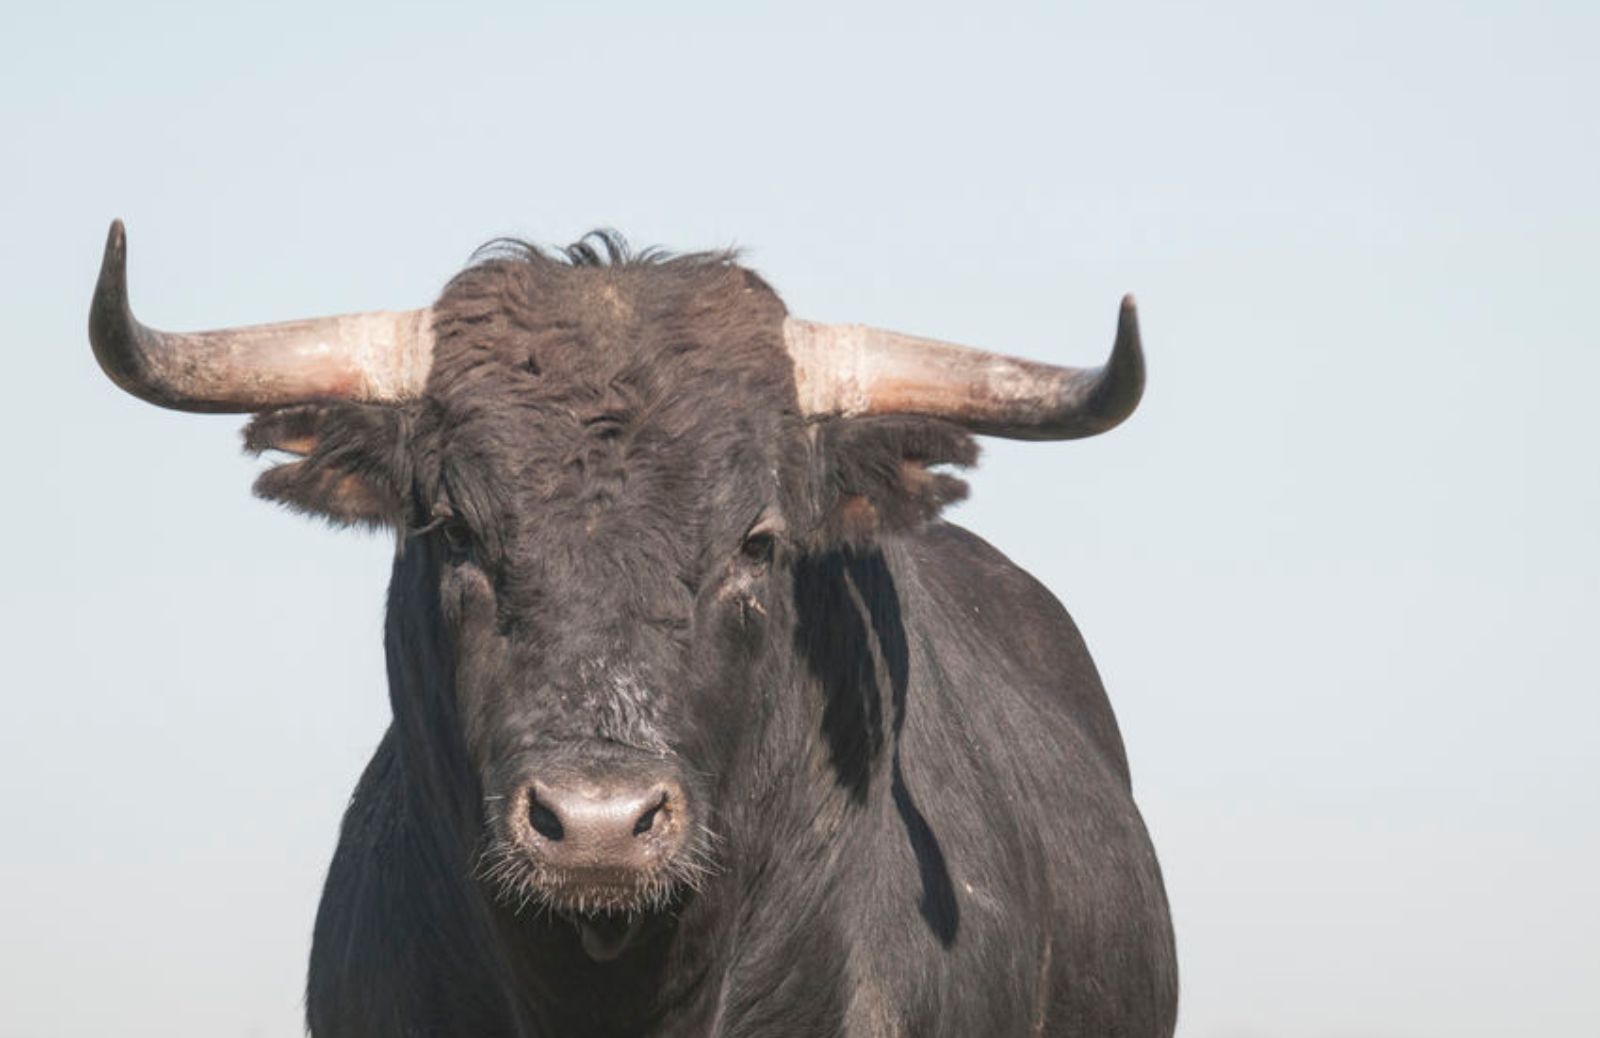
xmin=239 ymin=235 xmax=1176 ymax=1036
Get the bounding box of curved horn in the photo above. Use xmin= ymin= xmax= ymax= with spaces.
xmin=88 ymin=220 xmax=434 ymax=413
xmin=783 ymin=295 xmax=1144 ymax=440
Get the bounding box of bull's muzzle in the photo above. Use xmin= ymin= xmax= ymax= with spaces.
xmin=518 ymin=772 xmax=687 ymax=876
xmin=490 ymin=764 xmax=694 ymax=960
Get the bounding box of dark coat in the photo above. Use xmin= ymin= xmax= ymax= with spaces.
xmin=231 ymin=235 xmax=1177 ymax=1037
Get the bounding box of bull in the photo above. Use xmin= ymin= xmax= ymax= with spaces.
xmin=89 ymin=220 xmax=1176 ymax=1037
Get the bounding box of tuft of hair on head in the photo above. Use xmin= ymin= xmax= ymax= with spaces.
xmin=464 ymin=228 xmax=744 ymax=276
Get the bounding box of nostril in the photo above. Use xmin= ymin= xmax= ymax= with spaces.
xmin=632 ymin=791 xmax=669 ymax=837
xmin=528 ymin=794 xmax=565 ymax=842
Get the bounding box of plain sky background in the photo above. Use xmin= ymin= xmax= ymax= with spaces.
xmin=2 ymin=2 xmax=1595 ymax=1036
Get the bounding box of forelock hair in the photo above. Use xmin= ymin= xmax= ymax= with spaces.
xmin=465 ymin=228 xmax=744 ymax=274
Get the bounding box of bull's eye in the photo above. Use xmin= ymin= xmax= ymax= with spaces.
xmin=439 ymin=520 xmax=476 ymax=563
xmin=739 ymin=512 xmax=784 ymax=571
xmin=739 ymin=531 xmax=776 ymax=567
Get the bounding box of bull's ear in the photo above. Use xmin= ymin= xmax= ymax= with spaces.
xmin=814 ymin=417 xmax=977 ymax=544
xmin=243 ymin=405 xmax=410 ymax=529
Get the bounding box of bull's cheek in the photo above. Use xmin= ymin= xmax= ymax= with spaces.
xmin=440 ymin=566 xmax=515 ymax=761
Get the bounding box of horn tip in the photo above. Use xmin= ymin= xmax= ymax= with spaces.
xmin=1113 ymin=294 xmax=1142 ymax=357
xmin=1117 ymin=295 xmax=1140 ymax=336
xmin=98 ymin=219 xmax=128 ymax=287
xmin=90 ymin=217 xmax=149 ymax=402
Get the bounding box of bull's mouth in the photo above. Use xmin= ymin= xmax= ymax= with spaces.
xmin=566 ymin=908 xmax=648 ymax=962
xmin=478 ymin=855 xmax=687 ymax=913
xmin=486 ymin=857 xmax=688 ymax=959
xmin=475 ymin=847 xmax=702 ymax=961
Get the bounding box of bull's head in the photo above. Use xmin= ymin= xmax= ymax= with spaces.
xmin=90 ymin=221 xmax=1141 ymax=962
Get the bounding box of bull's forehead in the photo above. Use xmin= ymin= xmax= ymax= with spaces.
xmin=421 ymin=253 xmax=801 ymax=616
xmin=428 ymin=251 xmax=792 ymax=388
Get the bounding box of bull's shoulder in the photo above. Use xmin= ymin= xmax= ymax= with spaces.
xmin=820 ymin=524 xmax=1165 ymax=1034
xmin=897 ymin=521 xmax=1080 ymax=627
xmin=890 ymin=521 xmax=1132 ymax=783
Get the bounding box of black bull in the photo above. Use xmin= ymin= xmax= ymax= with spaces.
xmin=89 ymin=226 xmax=1176 ymax=1036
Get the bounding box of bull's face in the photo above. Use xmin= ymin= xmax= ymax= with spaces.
xmin=247 ymin=246 xmax=822 ymax=957
xmin=89 ymin=224 xmax=1142 ymax=961
xmin=410 ymin=352 xmax=793 ymax=957
xmin=406 ymin=254 xmax=805 ymax=955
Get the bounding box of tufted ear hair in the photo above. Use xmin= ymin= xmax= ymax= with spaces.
xmin=813 ymin=417 xmax=978 ymax=544
xmin=243 ymin=404 xmax=413 ymax=529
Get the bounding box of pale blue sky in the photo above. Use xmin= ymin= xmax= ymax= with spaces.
xmin=2 ymin=3 xmax=1595 ymax=1036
